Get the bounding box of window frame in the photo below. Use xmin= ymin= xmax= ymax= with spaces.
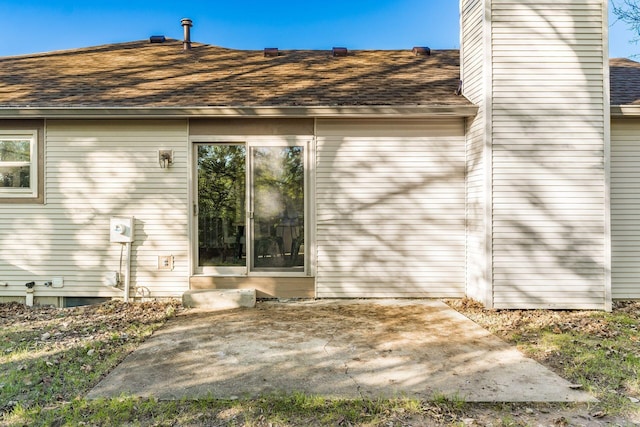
xmin=0 ymin=128 xmax=42 ymax=203
xmin=0 ymin=130 xmax=38 ymax=198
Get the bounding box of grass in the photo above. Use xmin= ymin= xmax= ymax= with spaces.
xmin=526 ymin=315 xmax=640 ymax=412
xmin=1 ymin=299 xmax=639 ymax=426
xmin=450 ymin=299 xmax=640 ymax=421
xmin=0 ymin=301 xmax=178 ymax=426
xmin=3 ymin=394 xmax=446 ymax=427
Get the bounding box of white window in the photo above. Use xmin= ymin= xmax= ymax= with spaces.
xmin=0 ymin=130 xmax=38 ymax=198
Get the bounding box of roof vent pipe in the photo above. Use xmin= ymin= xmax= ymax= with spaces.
xmin=181 ymin=18 xmax=193 ymax=50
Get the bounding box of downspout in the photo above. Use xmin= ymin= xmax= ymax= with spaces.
xmin=124 ymin=242 xmax=132 ymax=303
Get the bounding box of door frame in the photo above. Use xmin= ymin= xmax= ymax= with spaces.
xmin=190 ymin=135 xmax=315 ymax=278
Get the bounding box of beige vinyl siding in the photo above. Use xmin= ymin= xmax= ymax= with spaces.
xmin=461 ymin=0 xmax=485 ymax=105
xmin=465 ymin=113 xmax=489 ymax=303
xmin=0 ymin=120 xmax=189 ymax=299
xmin=315 ymin=119 xmax=466 ymax=298
xmin=611 ymin=119 xmax=640 ymax=299
xmin=490 ymin=0 xmax=606 ymax=309
xmin=461 ymin=0 xmax=491 ymax=304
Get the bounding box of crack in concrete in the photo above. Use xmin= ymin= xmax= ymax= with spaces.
xmin=322 ymin=329 xmax=365 ymax=399
xmin=343 ymin=361 xmax=365 ymax=400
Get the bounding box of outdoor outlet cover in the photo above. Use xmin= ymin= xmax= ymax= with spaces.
xmin=158 ymin=255 xmax=174 ymax=271
xmin=52 ymin=277 xmax=64 ymax=288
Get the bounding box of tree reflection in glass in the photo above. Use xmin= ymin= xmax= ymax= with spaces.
xmin=197 ymin=144 xmax=246 ymax=266
xmin=252 ymin=146 xmax=304 ymax=270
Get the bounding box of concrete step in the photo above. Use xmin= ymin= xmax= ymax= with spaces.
xmin=182 ymin=289 xmax=256 ymax=310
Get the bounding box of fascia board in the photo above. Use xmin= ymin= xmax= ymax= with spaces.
xmin=0 ymin=105 xmax=479 ymax=119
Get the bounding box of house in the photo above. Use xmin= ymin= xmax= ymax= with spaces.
xmin=0 ymin=0 xmax=638 ymax=309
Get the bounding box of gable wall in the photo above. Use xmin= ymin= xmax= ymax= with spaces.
xmin=0 ymin=119 xmax=190 ymax=301
xmin=490 ymin=0 xmax=608 ymax=309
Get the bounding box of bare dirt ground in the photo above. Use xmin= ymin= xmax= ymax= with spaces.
xmin=0 ymin=299 xmax=180 ymax=352
xmin=2 ymin=299 xmax=639 ymax=426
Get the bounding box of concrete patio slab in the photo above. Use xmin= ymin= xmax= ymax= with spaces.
xmin=87 ymin=300 xmax=596 ymax=402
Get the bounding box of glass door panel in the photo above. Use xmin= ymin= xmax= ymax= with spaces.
xmin=197 ymin=144 xmax=246 ymax=270
xmin=251 ymin=146 xmax=304 ymax=272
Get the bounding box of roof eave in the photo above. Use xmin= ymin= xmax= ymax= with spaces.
xmin=611 ymin=105 xmax=640 ymax=117
xmin=0 ymin=105 xmax=478 ymax=119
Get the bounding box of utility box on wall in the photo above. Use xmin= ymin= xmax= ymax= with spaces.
xmin=110 ymin=217 xmax=135 ymax=243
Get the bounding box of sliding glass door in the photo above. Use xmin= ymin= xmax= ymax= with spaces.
xmin=196 ymin=140 xmax=306 ymax=275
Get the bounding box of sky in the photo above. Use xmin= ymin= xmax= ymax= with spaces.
xmin=0 ymin=0 xmax=637 ymax=59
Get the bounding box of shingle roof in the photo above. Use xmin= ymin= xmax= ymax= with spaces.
xmin=0 ymin=39 xmax=469 ymax=109
xmin=610 ymin=57 xmax=640 ymax=106
xmin=3 ymin=39 xmax=636 ymax=111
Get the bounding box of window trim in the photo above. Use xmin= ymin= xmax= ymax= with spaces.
xmin=191 ymin=135 xmax=314 ymax=278
xmin=0 ymin=130 xmax=38 ymax=198
xmin=0 ymin=124 xmax=43 ymax=204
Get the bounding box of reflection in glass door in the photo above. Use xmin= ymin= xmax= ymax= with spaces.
xmin=197 ymin=144 xmax=246 ymax=270
xmin=251 ymin=146 xmax=304 ymax=272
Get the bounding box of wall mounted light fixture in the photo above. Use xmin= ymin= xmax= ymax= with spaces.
xmin=159 ymin=150 xmax=173 ymax=168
